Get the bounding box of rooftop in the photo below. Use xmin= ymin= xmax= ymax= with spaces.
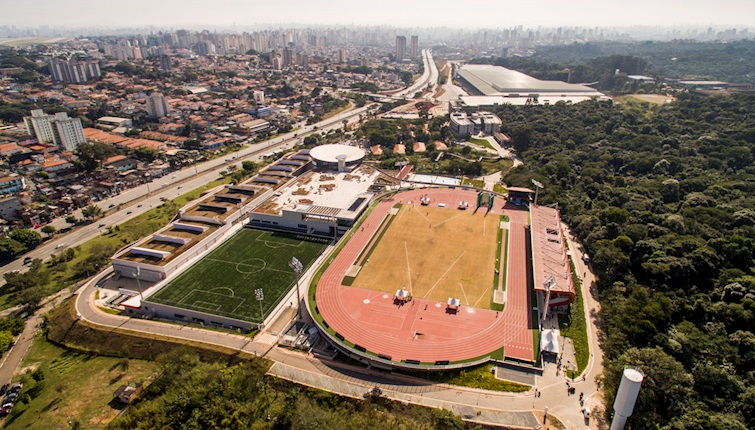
xmin=309 ymin=143 xmax=365 ymax=164
xmin=255 ymin=165 xmax=378 ymax=218
xmin=457 ymin=64 xmax=602 ymax=95
xmin=530 ymin=204 xmax=574 ymax=296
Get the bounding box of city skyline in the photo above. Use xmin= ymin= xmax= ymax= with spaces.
xmin=2 ymin=0 xmax=755 ymax=29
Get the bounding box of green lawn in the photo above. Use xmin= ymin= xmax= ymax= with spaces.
xmin=558 ymin=259 xmax=590 ymax=375
xmin=150 ymin=228 xmax=328 ymax=322
xmin=421 ymin=363 xmax=530 ymax=392
xmin=461 ymin=178 xmax=485 ymax=188
xmin=4 ymin=336 xmax=157 ymax=430
xmin=469 ymin=137 xmax=496 ymax=151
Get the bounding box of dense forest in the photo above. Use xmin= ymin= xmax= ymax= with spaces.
xmin=498 ymin=94 xmax=755 ymax=429
xmin=532 ymin=40 xmax=755 ymax=85
xmin=108 ymin=351 xmax=470 ymax=430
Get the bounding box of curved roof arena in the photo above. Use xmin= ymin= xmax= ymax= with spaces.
xmin=310 ymin=144 xmax=365 ymax=164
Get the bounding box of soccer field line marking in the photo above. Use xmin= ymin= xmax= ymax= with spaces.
xmin=235 ymin=259 xmax=267 ymax=274
xmin=404 ymin=241 xmax=413 ymax=296
xmin=193 ymin=301 xmax=222 ymax=311
xmin=230 ymin=297 xmax=247 ymax=314
xmin=209 ymin=287 xmax=235 ymax=297
xmin=422 ymin=251 xmax=466 ymax=299
xmin=202 ymin=257 xmax=293 ymax=275
xmin=458 ymin=282 xmax=469 ymax=305
xmin=186 ymin=288 xmax=239 ymax=299
xmin=253 ymin=232 xmax=304 ymax=248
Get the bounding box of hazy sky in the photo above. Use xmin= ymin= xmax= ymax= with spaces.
xmin=2 ymin=0 xmax=754 ymax=29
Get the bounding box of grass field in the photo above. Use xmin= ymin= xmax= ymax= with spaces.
xmin=149 ymin=228 xmax=328 ymax=322
xmin=469 ymin=137 xmax=496 ymax=151
xmin=4 ymin=336 xmax=157 ymax=430
xmin=353 ymin=205 xmax=500 ymax=309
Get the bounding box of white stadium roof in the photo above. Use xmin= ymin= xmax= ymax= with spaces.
xmin=310 ymin=144 xmax=365 ymax=164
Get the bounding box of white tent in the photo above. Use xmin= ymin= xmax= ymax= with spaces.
xmin=447 ymin=297 xmax=461 ymax=309
xmin=540 ymin=328 xmax=560 ymax=354
xmin=395 ymin=289 xmax=409 ymax=301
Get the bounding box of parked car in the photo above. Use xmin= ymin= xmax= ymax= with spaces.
xmin=0 ymin=405 xmax=11 ymax=416
xmin=10 ymin=383 xmax=22 ymax=390
xmin=0 ymin=383 xmax=8 ymax=396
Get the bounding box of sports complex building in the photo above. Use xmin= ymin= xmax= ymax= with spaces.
xmin=452 ymin=64 xmax=608 ymax=108
xmin=105 ymin=141 xmax=575 ymax=369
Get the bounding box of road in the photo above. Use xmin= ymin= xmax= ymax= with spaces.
xmin=3 ymin=49 xmax=439 ymax=282
xmin=1 ymin=102 xmax=386 ymax=284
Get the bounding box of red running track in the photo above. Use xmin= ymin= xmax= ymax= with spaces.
xmin=315 ymin=188 xmax=534 ymax=363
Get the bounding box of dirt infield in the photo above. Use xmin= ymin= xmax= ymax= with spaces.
xmin=353 ymin=205 xmax=499 ymax=308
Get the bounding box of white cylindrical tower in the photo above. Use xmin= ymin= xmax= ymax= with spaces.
xmin=610 ymin=368 xmax=644 ymax=430
xmin=336 ymin=154 xmax=347 ymax=172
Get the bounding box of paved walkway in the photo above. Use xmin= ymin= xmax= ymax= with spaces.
xmin=65 ymin=222 xmax=607 ymax=429
xmin=0 ymin=288 xmax=76 ymax=388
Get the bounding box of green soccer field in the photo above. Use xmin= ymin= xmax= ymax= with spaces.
xmin=148 ymin=228 xmax=329 ymax=323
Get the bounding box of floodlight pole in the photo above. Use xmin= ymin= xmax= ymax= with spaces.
xmin=289 ymin=257 xmax=304 ymax=319
xmin=532 ymin=179 xmax=544 ymax=206
xmin=542 ymin=275 xmax=555 ymax=323
xmin=255 ymin=288 xmax=265 ymax=323
xmin=294 ymin=269 xmax=302 ymax=319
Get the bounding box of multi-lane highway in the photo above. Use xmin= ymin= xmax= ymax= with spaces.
xmin=1 ymin=50 xmax=436 ymax=282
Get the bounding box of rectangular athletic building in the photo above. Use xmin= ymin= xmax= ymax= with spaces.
xmin=454 ymin=64 xmax=607 ymax=108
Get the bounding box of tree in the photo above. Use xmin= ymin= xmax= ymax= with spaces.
xmin=65 ymin=215 xmax=78 ymax=225
xmin=75 ymin=142 xmax=116 ymax=172
xmin=603 ymin=347 xmax=694 ymax=427
xmin=0 ymin=331 xmax=13 ymax=354
xmin=0 ymin=237 xmax=25 ymax=260
xmin=241 ymin=161 xmax=258 ymax=172
xmin=133 ymin=146 xmax=159 ymax=162
xmin=41 ymin=225 xmax=57 ymax=236
xmin=9 ymin=228 xmax=42 ymax=249
xmin=81 ymin=205 xmax=103 ymax=220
